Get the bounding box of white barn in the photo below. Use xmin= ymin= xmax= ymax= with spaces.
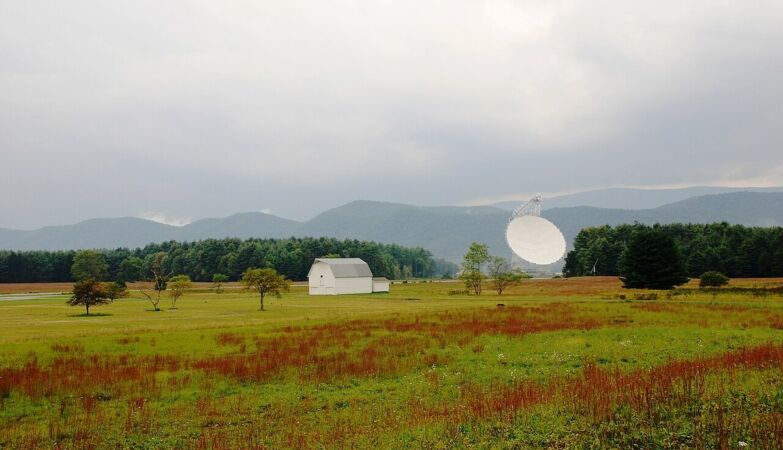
xmin=307 ymin=258 xmax=390 ymax=295
xmin=372 ymin=277 xmax=390 ymax=293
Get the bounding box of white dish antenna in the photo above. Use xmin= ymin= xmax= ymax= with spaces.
xmin=505 ymin=194 xmax=566 ymax=265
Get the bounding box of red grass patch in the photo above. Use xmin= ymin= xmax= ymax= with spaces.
xmin=195 ymin=304 xmax=604 ymax=383
xmin=444 ymin=343 xmax=783 ymax=426
xmin=0 ymin=354 xmax=181 ymax=401
xmin=215 ymin=333 xmax=245 ymax=346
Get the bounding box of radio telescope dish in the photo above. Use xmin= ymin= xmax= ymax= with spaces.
xmin=505 ymin=195 xmax=566 ymax=266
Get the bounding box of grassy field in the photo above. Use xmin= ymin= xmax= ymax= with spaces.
xmin=1 ymin=277 xmax=783 ymax=449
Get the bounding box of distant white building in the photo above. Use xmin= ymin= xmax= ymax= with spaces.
xmin=307 ymin=258 xmax=390 ymax=295
xmin=372 ymin=277 xmax=390 ymax=293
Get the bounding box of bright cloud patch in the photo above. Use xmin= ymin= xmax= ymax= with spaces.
xmin=138 ymin=212 xmax=193 ymax=227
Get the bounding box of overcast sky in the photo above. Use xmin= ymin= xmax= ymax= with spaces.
xmin=2 ymin=1 xmax=782 ymax=229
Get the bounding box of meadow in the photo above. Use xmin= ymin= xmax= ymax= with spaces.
xmin=1 ymin=277 xmax=783 ymax=449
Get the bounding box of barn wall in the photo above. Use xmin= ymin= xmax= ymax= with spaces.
xmin=372 ymin=280 xmax=390 ymax=292
xmin=334 ymin=277 xmax=373 ymax=295
xmin=308 ymin=262 xmax=336 ymax=295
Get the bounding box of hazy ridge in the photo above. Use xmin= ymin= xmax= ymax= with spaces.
xmin=492 ymin=186 xmax=783 ymax=211
xmin=2 ymin=191 xmax=782 ymax=262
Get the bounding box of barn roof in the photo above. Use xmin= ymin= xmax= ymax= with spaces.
xmin=314 ymin=258 xmax=373 ymax=278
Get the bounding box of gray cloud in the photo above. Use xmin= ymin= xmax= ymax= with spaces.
xmin=2 ymin=1 xmax=782 ymax=228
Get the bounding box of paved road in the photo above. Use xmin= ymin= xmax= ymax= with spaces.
xmin=0 ymin=292 xmax=67 ymax=301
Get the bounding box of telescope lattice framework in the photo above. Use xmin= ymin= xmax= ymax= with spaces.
xmin=509 ymin=193 xmax=542 ymax=220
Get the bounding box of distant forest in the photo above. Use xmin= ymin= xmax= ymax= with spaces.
xmin=564 ymin=223 xmax=783 ymax=278
xmin=0 ymin=237 xmax=458 ymax=283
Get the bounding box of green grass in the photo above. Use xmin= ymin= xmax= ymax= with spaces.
xmin=0 ymin=284 xmax=605 ymax=360
xmin=1 ymin=279 xmax=783 ymax=448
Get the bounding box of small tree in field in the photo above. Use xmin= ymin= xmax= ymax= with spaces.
xmin=699 ymin=271 xmax=729 ymax=288
xmin=139 ymin=252 xmax=168 ymax=311
xmin=212 ymin=273 xmax=229 ymax=294
xmin=487 ymin=257 xmax=527 ymax=295
xmin=460 ymin=243 xmax=490 ymax=295
xmin=241 ymin=268 xmax=290 ymax=311
xmin=68 ymin=279 xmax=111 ymax=315
xmin=168 ymin=275 xmax=192 ymax=309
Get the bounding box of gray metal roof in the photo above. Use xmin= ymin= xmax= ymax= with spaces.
xmin=314 ymin=258 xmax=373 ymax=278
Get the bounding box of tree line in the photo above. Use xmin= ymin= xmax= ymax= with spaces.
xmin=0 ymin=237 xmax=457 ymax=283
xmin=564 ymin=222 xmax=783 ymax=278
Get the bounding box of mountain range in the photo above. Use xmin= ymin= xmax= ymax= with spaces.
xmin=491 ymin=185 xmax=783 ymax=211
xmin=1 ymin=190 xmax=782 ymax=262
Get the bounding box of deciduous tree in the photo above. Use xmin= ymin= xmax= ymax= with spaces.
xmin=241 ymin=268 xmax=290 ymax=311
xmin=460 ymin=243 xmax=490 ymax=295
xmin=487 ymin=257 xmax=527 ymax=295
xmin=68 ymin=278 xmax=111 ymax=315
xmin=71 ymin=250 xmax=108 ymax=281
xmin=168 ymin=275 xmax=192 ymax=309
xmin=118 ymin=256 xmax=143 ymax=282
xmin=212 ymin=273 xmax=229 ymax=294
xmin=139 ymin=252 xmax=168 ymax=311
xmin=104 ymin=281 xmax=128 ymax=300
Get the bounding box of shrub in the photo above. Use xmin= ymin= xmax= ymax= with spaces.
xmin=699 ymin=271 xmax=729 ymax=288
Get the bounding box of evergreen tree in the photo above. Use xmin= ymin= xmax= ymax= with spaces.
xmin=619 ymin=228 xmax=689 ymax=289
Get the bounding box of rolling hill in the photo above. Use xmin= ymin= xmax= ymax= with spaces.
xmin=1 ymin=192 xmax=782 ymax=262
xmin=299 ymin=201 xmax=509 ymax=262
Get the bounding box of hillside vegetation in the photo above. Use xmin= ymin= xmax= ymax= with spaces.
xmin=0 ymin=237 xmax=456 ymax=283
xmin=2 ymin=192 xmax=783 ymax=263
xmin=564 ymin=222 xmax=783 ymax=278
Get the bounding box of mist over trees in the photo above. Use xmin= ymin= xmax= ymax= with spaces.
xmin=0 ymin=237 xmax=457 ymax=283
xmin=564 ymin=223 xmax=783 ymax=278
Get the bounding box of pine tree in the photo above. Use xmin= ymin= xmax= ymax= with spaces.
xmin=619 ymin=229 xmax=689 ymax=290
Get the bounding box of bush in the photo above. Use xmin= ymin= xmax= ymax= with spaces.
xmin=699 ymin=271 xmax=729 ymax=288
